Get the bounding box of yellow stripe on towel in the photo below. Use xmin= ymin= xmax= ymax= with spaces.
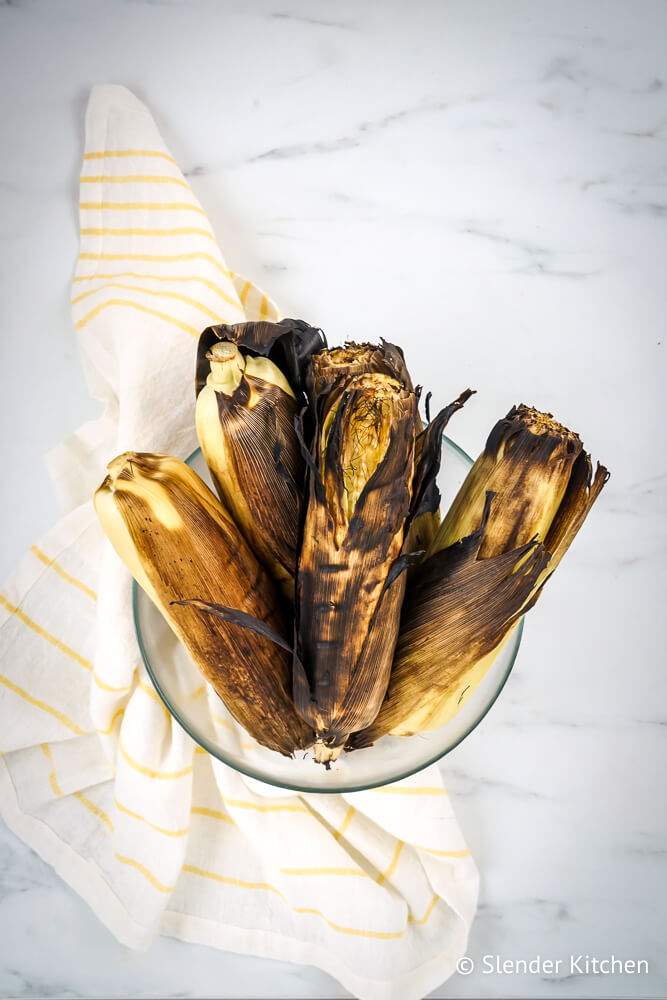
xmin=95 ymin=707 xmax=125 ymax=736
xmin=78 ymin=250 xmax=233 ymax=279
xmin=185 ymin=863 xmax=410 ymax=938
xmin=75 ymin=791 xmax=114 ymax=832
xmin=333 ymin=805 xmax=356 ymax=841
xmin=30 ymin=545 xmax=97 ymax=601
xmin=40 ymin=743 xmax=63 ymax=796
xmin=119 ymin=741 xmax=192 ymax=780
xmin=415 ymin=845 xmax=471 ymax=858
xmin=221 ymin=796 xmax=308 ymax=815
xmin=92 ymin=673 xmax=132 ymax=694
xmin=292 ymin=905 xmax=405 ymax=940
xmin=81 ymin=227 xmax=216 ymax=242
xmin=191 ymin=805 xmax=234 ymax=825
xmin=115 ymin=797 xmax=189 ymax=838
xmin=183 ymin=863 xmax=282 ymax=897
xmin=408 ymin=893 xmax=441 ymax=925
xmin=74 ymin=299 xmax=200 ymax=338
xmin=83 ymin=149 xmax=177 ymax=164
xmin=0 ymin=675 xmax=85 ymax=735
xmin=72 ymin=271 xmax=237 ymax=307
xmin=115 ymin=853 xmax=174 ymax=893
xmin=0 ymin=595 xmax=92 ymax=671
xmin=80 ymin=174 xmax=190 ymax=189
xmin=280 ymin=866 xmax=366 ymax=878
xmin=136 ymin=677 xmax=171 ymax=722
xmin=71 ymin=283 xmax=222 ymax=322
xmin=40 ymin=744 xmax=114 ymax=831
xmin=376 ymin=840 xmax=404 ymax=886
xmin=259 ymin=294 xmax=270 ymax=320
xmin=80 ymin=201 xmax=206 ymax=215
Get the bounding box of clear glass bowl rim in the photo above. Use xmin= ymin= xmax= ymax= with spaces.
xmin=133 ymin=436 xmax=524 ymax=793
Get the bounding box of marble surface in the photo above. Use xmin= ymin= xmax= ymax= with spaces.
xmin=1 ymin=0 xmax=665 ymax=997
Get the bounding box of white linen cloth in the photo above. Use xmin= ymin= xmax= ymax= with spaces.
xmin=0 ymin=85 xmax=478 ymax=1000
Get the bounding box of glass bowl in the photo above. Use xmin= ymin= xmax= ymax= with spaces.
xmin=133 ymin=438 xmax=523 ymax=793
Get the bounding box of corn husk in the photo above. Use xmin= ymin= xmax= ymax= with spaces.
xmin=293 ymin=367 xmax=419 ymax=762
xmin=195 ymin=320 xmax=325 ymax=596
xmin=196 ymin=318 xmax=326 ymax=399
xmin=352 ymin=406 xmax=609 ymax=744
xmin=308 ymin=343 xmax=473 ymax=556
xmin=196 ymin=340 xmax=302 ymax=594
xmin=94 ymin=452 xmax=312 ymax=756
xmin=405 ymin=389 xmax=475 ymax=554
xmin=186 ymin=341 xmax=472 ymax=763
xmin=351 ymin=494 xmax=548 ymax=743
xmin=432 ymin=405 xmax=584 ymax=557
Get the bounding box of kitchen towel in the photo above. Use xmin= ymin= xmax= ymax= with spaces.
xmin=0 ymin=85 xmax=478 ymax=1000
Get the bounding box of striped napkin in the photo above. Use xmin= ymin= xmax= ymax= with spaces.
xmin=0 ymin=85 xmax=477 ymax=1000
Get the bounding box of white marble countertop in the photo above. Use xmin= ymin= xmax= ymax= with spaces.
xmin=1 ymin=1 xmax=665 ymax=997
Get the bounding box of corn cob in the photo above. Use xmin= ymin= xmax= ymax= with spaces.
xmin=352 ymin=406 xmax=608 ymax=744
xmin=292 ymin=368 xmax=419 ymax=763
xmin=188 ymin=341 xmax=472 ymax=764
xmin=94 ymin=452 xmax=313 ymax=756
xmin=307 ymin=341 xmax=415 ymax=398
xmin=196 ymin=340 xmax=302 ymax=594
xmin=307 ymin=340 xmax=464 ymax=554
xmin=431 ymin=405 xmax=586 ymax=558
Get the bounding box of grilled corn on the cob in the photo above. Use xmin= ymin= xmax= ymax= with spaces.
xmin=293 ymin=368 xmax=419 ymax=762
xmin=353 ymin=406 xmax=608 ymax=743
xmin=196 ymin=340 xmax=302 ymax=594
xmin=432 ymin=405 xmax=584 ymax=557
xmin=94 ymin=452 xmax=312 ymax=756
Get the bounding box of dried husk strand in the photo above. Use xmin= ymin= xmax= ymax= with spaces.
xmin=94 ymin=453 xmax=312 ymax=757
xmin=404 ymin=388 xmax=476 ymax=554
